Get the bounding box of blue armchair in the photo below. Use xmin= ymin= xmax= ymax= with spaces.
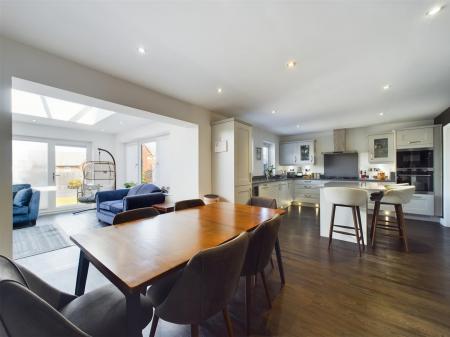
xmin=96 ymin=183 xmax=165 ymax=224
xmin=12 ymin=184 xmax=41 ymax=227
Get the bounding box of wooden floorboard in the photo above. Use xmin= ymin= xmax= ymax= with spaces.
xmin=18 ymin=205 xmax=450 ymax=337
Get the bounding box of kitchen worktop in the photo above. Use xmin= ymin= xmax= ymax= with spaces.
xmin=252 ymin=176 xmax=394 ymax=185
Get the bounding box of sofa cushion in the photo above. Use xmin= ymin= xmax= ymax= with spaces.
xmin=127 ymin=184 xmax=161 ymax=197
xmin=13 ymin=206 xmax=29 ymax=216
xmin=13 ymin=188 xmax=33 ymax=207
xmin=99 ymin=200 xmax=123 ymax=214
xmin=61 ymin=284 xmax=153 ymax=337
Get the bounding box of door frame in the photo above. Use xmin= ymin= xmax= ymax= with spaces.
xmin=12 ymin=135 xmax=92 ymax=214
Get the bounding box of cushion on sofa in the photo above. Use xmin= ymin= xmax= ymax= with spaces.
xmin=13 ymin=188 xmax=33 ymax=207
xmin=13 ymin=206 xmax=29 ymax=216
xmin=127 ymin=184 xmax=161 ymax=197
xmin=99 ymin=200 xmax=123 ymax=214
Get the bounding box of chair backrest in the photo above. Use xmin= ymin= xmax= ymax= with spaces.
xmin=382 ymin=186 xmax=416 ymax=204
xmin=242 ymin=214 xmax=281 ymax=275
xmin=0 ymin=256 xmax=88 ymax=337
xmin=155 ymin=232 xmax=249 ymax=324
xmin=174 ymin=199 xmax=205 ymax=211
xmin=0 ymin=280 xmax=89 ymax=337
xmin=323 ymin=187 xmax=367 ymax=206
xmin=12 ymin=184 xmax=31 ymax=198
xmin=246 ymin=196 xmax=277 ymax=209
xmin=112 ymin=207 xmax=159 ymax=225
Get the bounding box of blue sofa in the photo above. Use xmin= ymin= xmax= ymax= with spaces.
xmin=96 ymin=183 xmax=165 ymax=224
xmin=13 ymin=184 xmax=41 ymax=227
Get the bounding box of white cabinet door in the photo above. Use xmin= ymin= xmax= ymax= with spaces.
xmin=299 ymin=141 xmax=315 ymax=164
xmin=397 ymin=127 xmax=434 ymax=149
xmin=279 ymin=142 xmax=300 ymax=165
xmin=234 ymin=122 xmax=252 ymax=186
xmin=235 ymin=185 xmax=252 ymax=204
xmin=259 ymin=183 xmax=272 ymax=198
xmin=368 ymin=133 xmax=395 ymax=163
xmin=277 ymin=181 xmax=290 ymax=207
xmin=403 ymin=194 xmax=434 ymax=216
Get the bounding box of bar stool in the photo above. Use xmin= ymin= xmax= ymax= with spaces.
xmin=324 ymin=187 xmax=368 ymax=256
xmin=370 ymin=186 xmax=415 ymax=252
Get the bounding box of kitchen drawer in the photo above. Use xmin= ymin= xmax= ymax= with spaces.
xmin=297 ymin=193 xmax=319 ymax=204
xmin=397 ymin=127 xmax=434 ymax=149
xmin=403 ymin=194 xmax=434 ymax=216
xmin=295 ymin=187 xmax=319 ymax=197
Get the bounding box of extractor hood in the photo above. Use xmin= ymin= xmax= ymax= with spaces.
xmin=322 ymin=129 xmax=357 ymax=154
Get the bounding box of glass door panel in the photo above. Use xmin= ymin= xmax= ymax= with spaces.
xmin=12 ymin=140 xmax=49 ymax=209
xmin=141 ymin=142 xmax=157 ymax=184
xmin=54 ymin=145 xmax=87 ymax=208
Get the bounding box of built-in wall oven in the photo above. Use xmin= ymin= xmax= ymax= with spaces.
xmin=397 ymin=168 xmax=433 ymax=194
xmin=397 ymin=148 xmax=434 ymax=194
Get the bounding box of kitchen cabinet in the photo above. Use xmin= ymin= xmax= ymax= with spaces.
xmin=293 ymin=180 xmax=325 ymax=206
xmin=278 ymin=181 xmax=291 ymax=207
xmin=235 ymin=185 xmax=252 ymax=204
xmin=299 ymin=141 xmax=315 ymax=164
xmin=402 ymin=194 xmax=434 ymax=216
xmin=279 ymin=142 xmax=300 ymax=165
xmin=397 ymin=127 xmax=434 ymax=149
xmin=212 ymin=118 xmax=252 ymax=203
xmin=368 ymin=132 xmax=395 ymax=163
xmin=279 ymin=140 xmax=315 ymax=165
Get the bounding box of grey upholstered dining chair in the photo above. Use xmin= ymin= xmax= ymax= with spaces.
xmin=246 ymin=196 xmax=285 ymax=283
xmin=112 ymin=207 xmax=159 ymax=225
xmin=146 ymin=232 xmax=250 ymax=337
xmin=246 ymin=196 xmax=277 ymax=209
xmin=241 ymin=214 xmax=281 ymax=336
xmin=0 ymin=256 xmax=154 ymax=337
xmin=174 ymin=198 xmax=205 ymax=211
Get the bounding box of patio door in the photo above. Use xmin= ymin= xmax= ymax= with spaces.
xmin=13 ymin=137 xmax=90 ymax=213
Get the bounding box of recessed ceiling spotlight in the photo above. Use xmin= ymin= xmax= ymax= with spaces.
xmin=379 ymin=112 xmax=384 ymax=116
xmin=286 ymin=60 xmax=297 ymax=69
xmin=383 ymin=84 xmax=391 ymax=90
xmin=296 ymin=124 xmax=300 ymax=128
xmin=426 ymin=5 xmax=444 ymax=16
xmin=138 ymin=46 xmax=146 ymax=55
xmin=119 ymin=121 xmax=124 ymax=125
xmin=217 ymin=87 xmax=223 ymax=94
xmin=32 ymin=119 xmax=36 ymax=123
xmin=272 ymin=110 xmax=276 ymax=114
xmin=101 ymin=128 xmax=105 ymax=132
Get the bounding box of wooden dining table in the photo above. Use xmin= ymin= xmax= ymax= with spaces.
xmin=71 ymin=202 xmax=286 ymax=337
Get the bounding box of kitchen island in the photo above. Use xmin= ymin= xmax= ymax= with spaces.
xmin=319 ymin=181 xmax=388 ymax=244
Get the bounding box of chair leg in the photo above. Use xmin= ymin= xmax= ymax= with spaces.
xmin=328 ymin=204 xmax=336 ymax=250
xmin=352 ymin=207 xmax=362 ymax=257
xmin=191 ymin=324 xmax=199 ymax=337
xmin=223 ymin=308 xmax=234 ymax=337
xmin=395 ymin=204 xmax=409 ymax=252
xmin=245 ymin=275 xmax=252 ymax=336
xmin=371 ymin=202 xmax=380 ymax=247
xmin=149 ymin=315 xmax=159 ymax=337
xmin=356 ymin=206 xmax=365 ymax=249
xmin=260 ymin=271 xmax=272 ymax=309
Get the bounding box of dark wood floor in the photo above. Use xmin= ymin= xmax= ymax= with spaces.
xmin=19 ymin=206 xmax=450 ymax=337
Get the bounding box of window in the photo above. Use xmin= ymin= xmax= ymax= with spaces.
xmin=124 ymin=140 xmax=158 ymax=185
xmin=262 ymin=141 xmax=275 ymax=171
xmin=140 ymin=142 xmax=157 ymax=184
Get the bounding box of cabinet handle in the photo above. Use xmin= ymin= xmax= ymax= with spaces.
xmin=408 ymin=140 xmax=421 ymax=144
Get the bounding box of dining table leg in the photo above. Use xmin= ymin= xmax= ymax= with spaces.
xmin=274 ymin=237 xmax=285 ymax=286
xmin=126 ymin=292 xmax=143 ymax=337
xmin=75 ymin=251 xmax=89 ymax=296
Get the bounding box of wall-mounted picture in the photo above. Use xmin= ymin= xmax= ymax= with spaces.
xmin=256 ymin=147 xmax=262 ymax=160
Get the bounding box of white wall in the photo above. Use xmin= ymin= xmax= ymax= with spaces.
xmin=0 ymin=36 xmax=223 ymax=257
xmin=12 ymin=121 xmax=115 ymax=160
xmin=252 ymin=126 xmax=279 ymax=176
xmin=115 ymin=121 xmax=199 ymax=201
xmin=280 ymin=120 xmax=434 ymax=176
xmin=441 ymin=124 xmax=450 ymax=227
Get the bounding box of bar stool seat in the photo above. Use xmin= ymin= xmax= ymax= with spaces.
xmin=370 ymin=186 xmax=415 ymax=252
xmin=324 ymin=187 xmax=368 ymax=257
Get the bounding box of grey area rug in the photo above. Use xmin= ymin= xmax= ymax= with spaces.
xmin=13 ymin=224 xmax=74 ymax=260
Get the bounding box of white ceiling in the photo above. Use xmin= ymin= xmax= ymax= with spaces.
xmin=1 ymin=1 xmax=449 ymax=135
